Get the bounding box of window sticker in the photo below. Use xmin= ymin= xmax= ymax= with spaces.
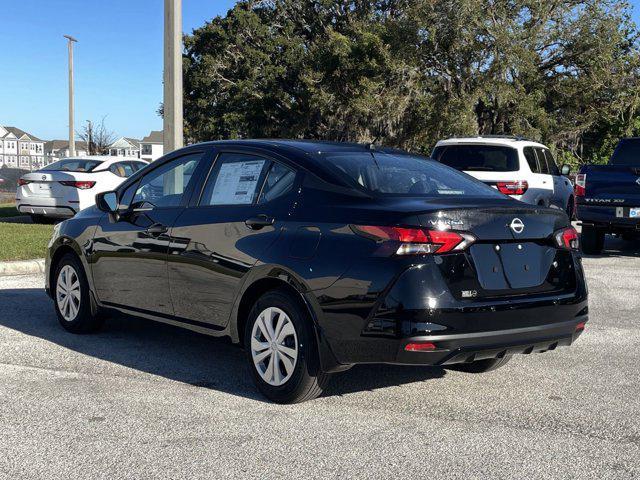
xmin=210 ymin=160 xmax=265 ymax=205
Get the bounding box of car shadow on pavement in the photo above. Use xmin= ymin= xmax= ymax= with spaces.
xmin=0 ymin=288 xmax=446 ymax=403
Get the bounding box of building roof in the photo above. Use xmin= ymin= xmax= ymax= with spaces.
xmin=2 ymin=126 xmax=42 ymax=141
xmin=44 ymin=140 xmax=89 ymax=151
xmin=141 ymin=130 xmax=163 ymax=144
xmin=124 ymin=137 xmax=141 ymax=148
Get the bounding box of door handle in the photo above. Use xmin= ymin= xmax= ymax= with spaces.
xmin=146 ymin=223 xmax=168 ymax=236
xmin=245 ymin=215 xmax=275 ymax=230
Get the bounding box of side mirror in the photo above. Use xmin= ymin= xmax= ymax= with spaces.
xmin=561 ymin=164 xmax=571 ymax=176
xmin=96 ymin=191 xmax=118 ymax=213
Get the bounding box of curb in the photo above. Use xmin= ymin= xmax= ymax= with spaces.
xmin=0 ymin=258 xmax=46 ymax=277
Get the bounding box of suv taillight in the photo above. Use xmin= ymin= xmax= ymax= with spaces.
xmin=497 ymin=180 xmax=528 ymax=195
xmin=350 ymin=225 xmax=476 ymax=255
xmin=575 ymin=174 xmax=586 ymax=197
xmin=17 ymin=178 xmax=31 ymax=186
xmin=59 ymin=181 xmax=96 ymax=189
xmin=554 ymin=226 xmax=579 ymax=250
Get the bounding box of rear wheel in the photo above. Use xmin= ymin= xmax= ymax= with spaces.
xmin=53 ymin=253 xmax=104 ymax=333
xmin=450 ymin=355 xmax=512 ymax=373
xmin=244 ymin=289 xmax=330 ymax=403
xmin=581 ymin=225 xmax=605 ymax=254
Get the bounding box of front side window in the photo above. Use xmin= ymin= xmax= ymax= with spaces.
xmin=543 ymin=149 xmax=560 ymax=175
xmin=200 ymin=153 xmax=268 ymax=206
xmin=322 ymin=152 xmax=504 ymax=198
xmin=535 ymin=148 xmax=550 ymax=174
xmin=133 ymin=153 xmax=203 ymax=208
xmin=432 ymin=145 xmax=519 ymax=172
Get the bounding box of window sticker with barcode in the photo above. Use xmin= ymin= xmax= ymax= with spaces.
xmin=210 ymin=160 xmax=265 ymax=205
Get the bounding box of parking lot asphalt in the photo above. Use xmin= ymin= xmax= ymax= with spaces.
xmin=0 ymin=237 xmax=639 ymax=479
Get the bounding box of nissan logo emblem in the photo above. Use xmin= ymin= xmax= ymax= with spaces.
xmin=636 ymin=177 xmax=640 ymax=186
xmin=510 ymin=218 xmax=525 ymax=234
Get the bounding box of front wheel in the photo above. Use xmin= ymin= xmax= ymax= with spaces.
xmin=53 ymin=253 xmax=104 ymax=333
xmin=581 ymin=225 xmax=605 ymax=255
xmin=245 ymin=289 xmax=330 ymax=403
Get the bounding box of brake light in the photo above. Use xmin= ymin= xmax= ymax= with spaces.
xmin=554 ymin=226 xmax=579 ymax=250
xmin=404 ymin=342 xmax=437 ymax=352
xmin=59 ymin=180 xmax=96 ymax=189
xmin=350 ymin=225 xmax=476 ymax=255
xmin=575 ymin=174 xmax=586 ymax=197
xmin=497 ymin=180 xmax=528 ymax=195
xmin=17 ymin=178 xmax=31 ymax=186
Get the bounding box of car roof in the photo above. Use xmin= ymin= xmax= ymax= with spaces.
xmin=435 ymin=137 xmax=547 ymax=149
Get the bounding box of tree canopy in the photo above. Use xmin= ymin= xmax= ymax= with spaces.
xmin=183 ymin=0 xmax=640 ymax=164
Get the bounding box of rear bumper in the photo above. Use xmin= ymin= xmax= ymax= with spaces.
xmin=16 ymin=201 xmax=77 ymax=218
xmin=394 ymin=317 xmax=585 ymax=365
xmin=576 ymin=204 xmax=640 ymax=231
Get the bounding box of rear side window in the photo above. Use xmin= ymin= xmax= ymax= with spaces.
xmin=433 ymin=145 xmax=519 ymax=172
xmin=611 ymin=139 xmax=640 ymax=165
xmin=321 ymin=152 xmax=504 ymax=198
xmin=258 ymin=162 xmax=296 ymax=204
xmin=200 ymin=153 xmax=268 ymax=206
xmin=42 ymin=159 xmax=102 ymax=172
xmin=523 ymin=147 xmax=539 ymax=173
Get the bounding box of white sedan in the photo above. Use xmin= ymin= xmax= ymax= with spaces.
xmin=16 ymin=156 xmax=148 ymax=222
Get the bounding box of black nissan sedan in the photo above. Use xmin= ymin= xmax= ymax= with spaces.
xmin=45 ymin=140 xmax=588 ymax=403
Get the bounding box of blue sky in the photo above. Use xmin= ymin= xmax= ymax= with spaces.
xmin=1 ymin=0 xmax=639 ymax=141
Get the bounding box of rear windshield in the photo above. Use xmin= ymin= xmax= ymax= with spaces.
xmin=432 ymin=144 xmax=519 ymax=172
xmin=321 ymin=152 xmax=504 ymax=198
xmin=42 ymin=159 xmax=102 ymax=172
xmin=610 ymin=139 xmax=640 ymax=166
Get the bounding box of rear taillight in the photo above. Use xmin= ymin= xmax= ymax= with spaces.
xmin=575 ymin=174 xmax=586 ymax=197
xmin=17 ymin=178 xmax=31 ymax=186
xmin=497 ymin=180 xmax=528 ymax=195
xmin=350 ymin=225 xmax=476 ymax=255
xmin=59 ymin=180 xmax=96 ymax=189
xmin=554 ymin=226 xmax=579 ymax=250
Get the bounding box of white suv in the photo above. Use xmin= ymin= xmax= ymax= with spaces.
xmin=432 ymin=136 xmax=574 ymax=216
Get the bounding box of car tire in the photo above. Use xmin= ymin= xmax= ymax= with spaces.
xmin=449 ymin=355 xmax=512 ymax=373
xmin=53 ymin=253 xmax=104 ymax=334
xmin=244 ymin=289 xmax=331 ymax=403
xmin=581 ymin=225 xmax=605 ymax=255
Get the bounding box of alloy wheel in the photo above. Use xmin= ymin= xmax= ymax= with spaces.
xmin=56 ymin=265 xmax=81 ymax=322
xmin=250 ymin=307 xmax=298 ymax=387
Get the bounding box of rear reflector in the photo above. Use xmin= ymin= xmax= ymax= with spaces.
xmin=17 ymin=178 xmax=31 ymax=186
xmin=59 ymin=180 xmax=96 ymax=189
xmin=497 ymin=180 xmax=528 ymax=195
xmin=575 ymin=174 xmax=586 ymax=197
xmin=350 ymin=225 xmax=476 ymax=255
xmin=575 ymin=322 xmax=586 ymax=331
xmin=554 ymin=226 xmax=579 ymax=250
xmin=404 ymin=342 xmax=437 ymax=352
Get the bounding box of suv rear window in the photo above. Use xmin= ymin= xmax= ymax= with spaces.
xmin=611 ymin=139 xmax=640 ymax=166
xmin=432 ymin=145 xmax=519 ymax=172
xmin=321 ymin=152 xmax=504 ymax=198
xmin=42 ymin=159 xmax=102 ymax=172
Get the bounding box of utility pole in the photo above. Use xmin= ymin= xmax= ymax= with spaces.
xmin=163 ymin=0 xmax=183 ymax=154
xmin=63 ymin=35 xmax=78 ymax=157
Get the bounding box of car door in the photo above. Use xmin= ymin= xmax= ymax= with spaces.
xmin=543 ymin=149 xmax=571 ymax=210
xmin=91 ymin=151 xmax=208 ymax=314
xmin=168 ymin=148 xmax=299 ymax=328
